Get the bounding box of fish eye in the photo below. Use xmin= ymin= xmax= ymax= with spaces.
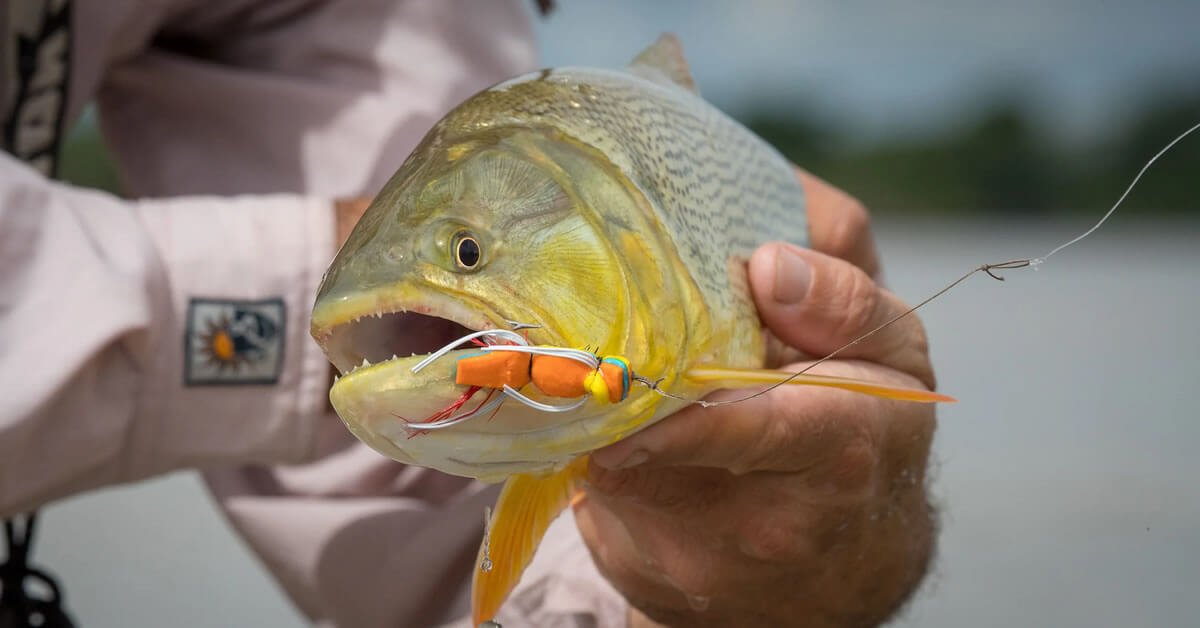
xmin=453 ymin=231 xmax=481 ymax=270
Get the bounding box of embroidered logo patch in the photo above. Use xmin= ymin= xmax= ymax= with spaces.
xmin=185 ymin=298 xmax=285 ymax=385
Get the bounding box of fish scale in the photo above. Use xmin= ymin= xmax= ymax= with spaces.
xmin=312 ymin=40 xmax=816 ymax=479
xmin=441 ymin=67 xmax=808 ymax=317
xmin=310 ymin=36 xmax=954 ymax=625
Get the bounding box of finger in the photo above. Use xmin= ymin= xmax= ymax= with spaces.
xmin=572 ymin=492 xmax=705 ymax=621
xmin=796 ymin=169 xmax=881 ymax=279
xmin=594 ymin=361 xmax=914 ymax=476
xmin=748 ymin=242 xmax=935 ymax=388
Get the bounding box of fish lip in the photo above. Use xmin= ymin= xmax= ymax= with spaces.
xmin=311 ymin=285 xmax=554 ymax=378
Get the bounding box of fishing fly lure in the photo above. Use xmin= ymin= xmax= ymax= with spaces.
xmin=400 ymin=119 xmax=1200 ymax=443
xmin=400 ymin=328 xmax=635 ymax=433
xmin=400 ymin=323 xmax=954 ymax=436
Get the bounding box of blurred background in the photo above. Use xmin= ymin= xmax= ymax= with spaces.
xmin=32 ymin=1 xmax=1200 ymax=626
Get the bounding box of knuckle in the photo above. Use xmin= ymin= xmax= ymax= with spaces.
xmin=801 ymin=412 xmax=881 ymax=495
xmin=828 ymin=423 xmax=882 ymax=494
xmin=923 ymin=365 xmax=939 ymax=392
xmin=908 ymin=312 xmax=930 ymax=356
xmin=908 ymin=321 xmax=938 ymax=388
xmin=825 ymin=194 xmax=874 ymax=264
xmin=827 ymin=264 xmax=880 ymax=342
xmin=883 ymin=290 xmax=939 ymax=387
xmin=588 ymin=466 xmax=645 ymax=498
xmin=834 ymin=196 xmax=871 ymax=247
xmin=730 ymin=399 xmax=796 ymax=474
xmin=644 ymin=474 xmax=695 ymax=510
xmin=606 ymin=467 xmax=728 ymax=513
xmin=738 ymin=510 xmax=811 ymax=562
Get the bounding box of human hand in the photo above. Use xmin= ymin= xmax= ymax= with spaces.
xmin=576 ymin=172 xmax=939 ymax=627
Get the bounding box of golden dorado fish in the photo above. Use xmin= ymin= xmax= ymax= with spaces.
xmin=310 ymin=35 xmax=950 ymax=625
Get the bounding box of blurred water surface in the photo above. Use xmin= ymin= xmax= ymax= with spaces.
xmin=29 ymin=218 xmax=1200 ymax=627
xmin=884 ymin=217 xmax=1200 ymax=627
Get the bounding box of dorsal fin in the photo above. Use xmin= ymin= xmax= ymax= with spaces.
xmin=629 ymin=33 xmax=699 ymax=95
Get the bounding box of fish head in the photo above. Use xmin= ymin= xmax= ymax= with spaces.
xmin=311 ymin=117 xmax=687 ymax=481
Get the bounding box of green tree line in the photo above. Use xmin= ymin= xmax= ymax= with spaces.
xmin=743 ymin=95 xmax=1199 ymax=215
xmin=60 ymin=94 xmax=1197 ymax=216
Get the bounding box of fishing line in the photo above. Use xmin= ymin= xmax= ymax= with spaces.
xmin=1036 ymin=120 xmax=1200 ymax=263
xmin=401 ymin=122 xmax=1197 ymax=417
xmin=641 ymin=120 xmax=1200 ymax=408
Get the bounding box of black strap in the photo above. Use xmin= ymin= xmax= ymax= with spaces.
xmin=0 ymin=513 xmax=76 ymax=628
xmin=2 ymin=3 xmax=77 ymax=624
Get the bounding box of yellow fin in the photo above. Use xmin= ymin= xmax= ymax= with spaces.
xmin=472 ymin=457 xmax=589 ymax=625
xmin=685 ymin=366 xmax=957 ymax=404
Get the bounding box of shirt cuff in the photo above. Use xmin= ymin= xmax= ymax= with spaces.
xmin=126 ymin=194 xmax=337 ymax=479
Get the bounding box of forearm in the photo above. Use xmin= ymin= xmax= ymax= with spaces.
xmin=0 ymin=155 xmax=337 ymax=516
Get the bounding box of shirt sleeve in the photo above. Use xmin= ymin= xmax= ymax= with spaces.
xmin=94 ymin=0 xmax=540 ymax=200
xmin=0 ymin=152 xmax=337 ymax=516
xmin=0 ymin=0 xmax=539 ymax=515
xmin=4 ymin=1 xmax=630 ymax=626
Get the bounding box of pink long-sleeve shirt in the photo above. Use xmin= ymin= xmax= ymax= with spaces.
xmin=0 ymin=1 xmax=626 ymax=625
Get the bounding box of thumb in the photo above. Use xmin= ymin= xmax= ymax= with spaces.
xmin=748 ymin=242 xmax=935 ymax=389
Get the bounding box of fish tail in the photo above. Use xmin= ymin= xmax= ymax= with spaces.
xmin=472 ymin=456 xmax=589 ymax=625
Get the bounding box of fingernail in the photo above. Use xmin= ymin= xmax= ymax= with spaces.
xmin=594 ymin=448 xmax=649 ymax=470
xmin=774 ymin=246 xmax=812 ymax=304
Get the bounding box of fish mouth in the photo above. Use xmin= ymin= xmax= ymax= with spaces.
xmin=312 ymin=287 xmax=535 ymax=378
xmin=310 ymin=286 xmax=671 ymax=482
xmin=311 ymin=286 xmax=604 ymax=480
xmin=322 ymin=310 xmax=476 ymax=377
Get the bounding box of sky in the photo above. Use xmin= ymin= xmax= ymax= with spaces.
xmin=533 ymin=0 xmax=1200 ymax=143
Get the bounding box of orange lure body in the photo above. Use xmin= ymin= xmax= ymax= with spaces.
xmin=454 ymin=351 xmax=632 ymax=404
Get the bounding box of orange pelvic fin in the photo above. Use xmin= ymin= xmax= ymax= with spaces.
xmin=684 ymin=366 xmax=956 ymax=403
xmin=471 ymin=456 xmax=589 ymax=625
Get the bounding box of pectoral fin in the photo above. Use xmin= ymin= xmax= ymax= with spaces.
xmin=472 ymin=457 xmax=589 ymax=625
xmin=685 ymin=366 xmax=956 ymax=403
